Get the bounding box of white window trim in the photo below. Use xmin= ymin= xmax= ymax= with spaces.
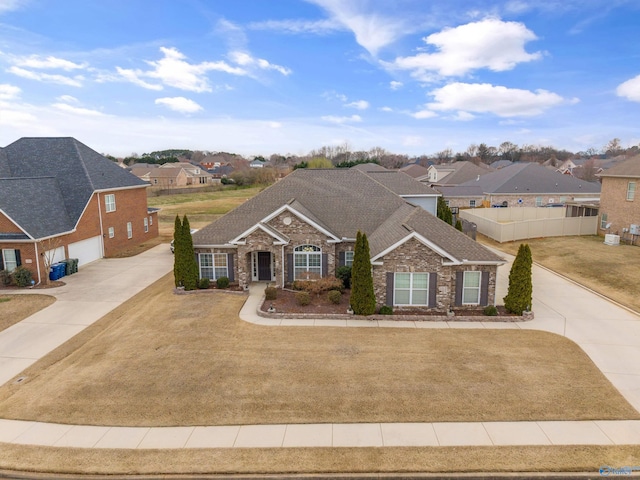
xmin=600 ymin=213 xmax=608 ymax=230
xmin=1 ymin=249 xmax=18 ymax=272
xmin=344 ymin=251 xmax=354 ymax=267
xmin=127 ymin=222 xmax=133 ymax=239
xmin=469 ymin=199 xmax=476 ymax=208
xmin=394 ymin=272 xmax=429 ymax=306
xmin=105 ymin=194 xmax=116 ymax=213
xmin=627 ymin=181 xmax=636 ymax=201
xmin=462 ymin=271 xmax=482 ymax=305
xmin=144 ymin=217 xmax=149 ymax=233
xmin=199 ymin=253 xmax=228 ymax=280
xmin=108 ymin=227 xmax=115 ymax=238
xmin=535 ymin=196 xmax=543 ymax=207
xmin=294 ymin=245 xmax=322 ymax=280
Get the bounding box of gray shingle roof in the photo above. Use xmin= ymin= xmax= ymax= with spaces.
xmin=435 ymin=161 xmax=493 ymax=185
xmin=194 ymin=168 xmax=503 ymax=264
xmin=0 ymin=137 xmax=148 ymax=239
xmin=362 ymin=171 xmax=439 ymax=196
xmin=597 ymin=155 xmax=640 ymax=178
xmin=460 ymin=162 xmax=601 ymax=194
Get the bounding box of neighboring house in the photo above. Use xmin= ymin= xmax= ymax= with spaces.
xmin=489 ymin=160 xmax=513 ymax=170
xmin=208 ymin=164 xmax=235 ymax=183
xmin=433 ymin=186 xmax=485 ymax=209
xmin=249 ymin=159 xmax=265 ymax=168
xmin=192 ymin=169 xmax=505 ymax=311
xmin=427 ymin=161 xmax=493 ymax=186
xmin=0 ymin=137 xmax=159 ymax=283
xmin=399 ymin=163 xmax=430 ymax=182
xmin=597 ymin=155 xmax=640 ymax=244
xmin=136 ymin=162 xmax=213 ymax=187
xmin=459 ymin=162 xmax=601 ymax=208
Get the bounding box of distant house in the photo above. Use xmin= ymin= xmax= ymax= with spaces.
xmin=134 ymin=162 xmax=213 ymax=187
xmin=0 ymin=137 xmax=159 ymax=283
xmin=192 ymin=168 xmax=504 ymax=312
xmin=597 ymin=155 xmax=640 ymax=244
xmin=249 ymin=159 xmax=265 ymax=168
xmin=427 ymin=161 xmax=493 ymax=186
xmin=459 ymin=162 xmax=601 ymax=208
xmin=398 ymin=163 xmax=430 ymax=182
xmin=434 ymin=186 xmax=484 ymax=210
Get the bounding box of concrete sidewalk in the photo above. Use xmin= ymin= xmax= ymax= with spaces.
xmin=1 ymin=244 xmax=639 ymax=450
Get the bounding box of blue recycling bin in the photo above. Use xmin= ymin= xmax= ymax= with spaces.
xmin=49 ymin=264 xmax=61 ymax=281
xmin=55 ymin=263 xmax=66 ymax=278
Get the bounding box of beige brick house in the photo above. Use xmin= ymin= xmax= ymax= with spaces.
xmin=0 ymin=137 xmax=159 ymax=284
xmin=193 ymin=168 xmax=505 ymax=311
xmin=597 ymin=155 xmax=640 ymax=245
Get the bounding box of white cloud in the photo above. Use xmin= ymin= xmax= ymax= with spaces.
xmin=411 ymin=109 xmax=438 ymax=119
xmin=14 ymin=54 xmax=86 ymax=70
xmin=52 ymin=103 xmax=106 ymax=117
xmin=321 ymin=114 xmax=362 ymax=124
xmin=0 ymin=0 xmax=28 ymax=14
xmin=389 ymin=81 xmax=403 ymax=90
xmin=452 ymin=111 xmax=476 ymax=121
xmin=117 ymin=47 xmax=247 ymax=93
xmin=56 ymin=95 xmax=79 ymax=104
xmin=248 ymin=18 xmax=343 ymax=35
xmin=345 ymin=100 xmax=369 ymax=110
xmin=0 ymin=83 xmax=21 ymax=100
xmin=380 ymin=106 xmax=393 ymax=112
xmin=307 ymin=0 xmax=407 ymax=55
xmin=7 ymin=66 xmax=84 ymax=86
xmin=616 ymin=74 xmax=640 ymax=102
xmin=155 ymin=96 xmax=203 ymax=114
xmin=426 ymin=82 xmax=572 ymax=117
xmin=0 ymin=109 xmax=36 ymax=126
xmin=392 ymin=18 xmax=542 ymax=79
xmin=228 ymin=51 xmax=291 ymax=76
xmin=402 ymin=135 xmax=425 ymax=147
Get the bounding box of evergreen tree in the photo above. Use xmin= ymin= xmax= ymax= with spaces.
xmin=455 ymin=219 xmax=463 ymax=231
xmin=503 ymin=243 xmax=533 ymax=315
xmin=173 ymin=215 xmax=183 ymax=287
xmin=437 ymin=197 xmax=454 ymax=225
xmin=351 ymin=231 xmax=376 ymax=315
xmin=181 ymin=215 xmax=199 ymax=291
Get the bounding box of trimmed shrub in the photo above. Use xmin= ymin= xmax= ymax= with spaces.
xmin=351 ymin=231 xmax=376 ymax=315
xmin=293 ymin=276 xmax=343 ymax=295
xmin=503 ymin=243 xmax=533 ymax=315
xmin=0 ymin=270 xmax=11 ymax=286
xmin=483 ymin=305 xmax=498 ymax=316
xmin=455 ymin=219 xmax=463 ymax=231
xmin=336 ymin=265 xmax=352 ymax=289
xmin=327 ymin=290 xmax=342 ymax=304
xmin=378 ymin=305 xmax=393 ymax=315
xmin=12 ymin=266 xmax=33 ymax=287
xmin=198 ymin=278 xmax=210 ymax=289
xmin=216 ymin=276 xmax=230 ymax=289
xmin=264 ymin=286 xmax=277 ymax=300
xmin=295 ymin=291 xmax=310 ymax=306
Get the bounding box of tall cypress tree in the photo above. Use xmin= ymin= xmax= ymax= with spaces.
xmin=437 ymin=197 xmax=454 ymax=225
xmin=181 ymin=215 xmax=199 ymax=291
xmin=351 ymin=231 xmax=376 ymax=315
xmin=173 ymin=215 xmax=183 ymax=287
xmin=503 ymin=243 xmax=533 ymax=315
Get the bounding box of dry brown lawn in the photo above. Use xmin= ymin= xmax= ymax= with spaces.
xmin=0 ymin=294 xmax=56 ymax=332
xmin=0 ymin=274 xmax=635 ymax=427
xmin=479 ymin=235 xmax=640 ymax=313
xmin=1 ymin=443 xmax=640 ymax=476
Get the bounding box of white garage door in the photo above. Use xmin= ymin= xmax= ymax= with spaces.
xmin=45 ymin=246 xmax=65 ymax=264
xmin=68 ymin=236 xmax=103 ymax=267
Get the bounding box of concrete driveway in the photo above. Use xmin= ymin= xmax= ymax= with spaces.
xmin=0 ymin=244 xmax=173 ymax=385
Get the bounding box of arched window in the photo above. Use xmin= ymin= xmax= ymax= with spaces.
xmin=294 ymin=245 xmax=321 ymax=280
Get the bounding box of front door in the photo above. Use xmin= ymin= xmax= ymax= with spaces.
xmin=257 ymin=252 xmax=271 ymax=281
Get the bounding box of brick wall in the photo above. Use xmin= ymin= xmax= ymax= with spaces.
xmin=0 ymin=212 xmax=22 ymax=233
xmin=599 ymin=177 xmax=640 ymax=241
xmin=486 ymin=193 xmax=598 ymax=208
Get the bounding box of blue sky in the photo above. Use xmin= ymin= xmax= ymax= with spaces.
xmin=1 ymin=0 xmax=639 ymax=157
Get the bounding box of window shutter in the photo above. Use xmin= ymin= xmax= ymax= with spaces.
xmin=227 ymin=253 xmax=235 ymax=282
xmin=480 ymin=271 xmax=490 ymax=306
xmin=455 ymin=271 xmax=463 ymax=306
xmin=0 ymin=251 xmax=4 ymax=271
xmin=322 ymin=254 xmax=328 ymax=277
xmin=429 ymin=272 xmax=437 ymax=307
xmin=15 ymin=250 xmax=21 ymax=267
xmin=287 ymin=253 xmax=294 ymax=283
xmin=386 ymin=272 xmax=394 ymax=306
xmin=338 ymin=251 xmax=345 ymax=267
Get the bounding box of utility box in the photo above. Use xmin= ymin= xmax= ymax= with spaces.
xmin=604 ymin=234 xmax=620 ymax=246
xmin=630 ymin=224 xmax=640 ymax=235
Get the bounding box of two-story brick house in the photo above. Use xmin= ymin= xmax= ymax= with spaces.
xmin=193 ymin=168 xmax=505 ymax=311
xmin=597 ymin=155 xmax=640 ymax=245
xmin=0 ymin=137 xmax=159 ymax=284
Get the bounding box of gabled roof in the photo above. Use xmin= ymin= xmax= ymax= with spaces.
xmin=399 ymin=163 xmax=429 ymax=179
xmin=597 ymin=155 xmax=640 ymax=178
xmin=0 ymin=137 xmax=147 ymax=239
xmin=434 ymin=185 xmax=484 ymax=197
xmin=351 ymin=162 xmax=388 ymax=172
xmin=361 ymin=171 xmax=439 ymax=196
xmin=194 ymin=169 xmax=503 ymax=264
xmin=432 ymin=161 xmax=493 ymax=185
xmin=460 ymin=162 xmax=601 ymax=194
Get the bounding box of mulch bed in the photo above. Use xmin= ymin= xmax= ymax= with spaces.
xmin=0 ymin=280 xmax=65 ymax=290
xmin=262 ymin=288 xmax=511 ymax=317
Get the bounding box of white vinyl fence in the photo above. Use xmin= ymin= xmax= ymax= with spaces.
xmin=459 ymin=207 xmax=598 ymax=243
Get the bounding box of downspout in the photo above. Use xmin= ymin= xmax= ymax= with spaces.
xmin=281 ymin=244 xmax=285 ymax=288
xmin=96 ymin=192 xmax=105 ymax=256
xmin=34 ymin=241 xmax=41 ymax=286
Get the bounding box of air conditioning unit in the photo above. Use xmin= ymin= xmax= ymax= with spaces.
xmin=604 ymin=234 xmax=620 ymax=246
xmin=630 ymin=224 xmax=640 ymax=235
